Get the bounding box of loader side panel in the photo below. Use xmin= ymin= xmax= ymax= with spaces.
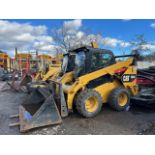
xmin=122 ymin=66 xmax=138 ymax=96
xmin=94 ymin=80 xmax=121 ymax=103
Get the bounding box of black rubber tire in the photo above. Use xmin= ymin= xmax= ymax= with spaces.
xmin=108 ymin=87 xmax=131 ymax=111
xmin=75 ymin=89 xmax=103 ymax=118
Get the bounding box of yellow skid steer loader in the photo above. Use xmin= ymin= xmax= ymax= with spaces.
xmin=11 ymin=45 xmax=139 ymax=132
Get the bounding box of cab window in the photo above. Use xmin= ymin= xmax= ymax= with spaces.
xmin=101 ymin=53 xmax=113 ymax=66
xmin=91 ymin=52 xmax=114 ymax=72
xmin=74 ymin=51 xmax=86 ymax=78
xmin=75 ymin=51 xmax=86 ymax=67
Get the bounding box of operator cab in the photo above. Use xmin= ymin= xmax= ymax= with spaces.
xmin=61 ymin=53 xmax=76 ymax=74
xmin=62 ymin=46 xmax=115 ymax=78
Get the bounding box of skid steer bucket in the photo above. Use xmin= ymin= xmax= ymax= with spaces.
xmin=17 ymin=82 xmax=67 ymax=132
xmin=19 ymin=95 xmax=62 ymax=132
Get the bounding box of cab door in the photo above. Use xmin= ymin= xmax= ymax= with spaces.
xmin=89 ymin=50 xmax=115 ymax=73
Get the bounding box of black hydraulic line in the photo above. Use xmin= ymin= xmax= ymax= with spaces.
xmin=138 ymin=70 xmax=155 ymax=76
xmin=115 ymin=54 xmax=136 ymax=58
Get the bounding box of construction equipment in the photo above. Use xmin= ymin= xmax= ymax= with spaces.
xmin=0 ymin=51 xmax=9 ymax=70
xmin=10 ymin=43 xmax=142 ymax=132
xmin=37 ymin=54 xmax=52 ymax=71
xmin=26 ymin=54 xmax=62 ymax=93
xmin=26 ymin=53 xmax=65 ymax=94
xmin=34 ymin=64 xmax=61 ymax=81
xmin=26 ymin=64 xmax=61 ymax=93
xmin=33 ymin=53 xmax=63 ymax=81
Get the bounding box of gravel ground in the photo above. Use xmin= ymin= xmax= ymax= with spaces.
xmin=0 ymin=81 xmax=155 ymax=135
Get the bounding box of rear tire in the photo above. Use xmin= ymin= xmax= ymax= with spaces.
xmin=108 ymin=87 xmax=131 ymax=111
xmin=75 ymin=89 xmax=103 ymax=118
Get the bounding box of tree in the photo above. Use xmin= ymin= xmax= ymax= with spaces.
xmin=52 ymin=26 xmax=71 ymax=52
xmin=130 ymin=34 xmax=155 ymax=61
xmin=131 ymin=34 xmax=150 ymax=51
xmin=51 ymin=25 xmax=101 ymax=54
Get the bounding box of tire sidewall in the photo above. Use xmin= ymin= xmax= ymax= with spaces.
xmin=75 ymin=89 xmax=103 ymax=118
xmin=108 ymin=88 xmax=131 ymax=111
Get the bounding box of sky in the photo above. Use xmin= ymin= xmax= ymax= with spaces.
xmin=0 ymin=19 xmax=155 ymax=57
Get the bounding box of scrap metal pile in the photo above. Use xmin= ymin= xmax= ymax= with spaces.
xmin=131 ymin=66 xmax=155 ymax=108
xmin=137 ymin=66 xmax=155 ymax=88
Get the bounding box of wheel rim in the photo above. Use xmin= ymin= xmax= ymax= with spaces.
xmin=85 ymin=97 xmax=98 ymax=112
xmin=118 ymin=93 xmax=128 ymax=106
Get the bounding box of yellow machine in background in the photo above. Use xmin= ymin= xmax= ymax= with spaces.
xmin=26 ymin=54 xmax=62 ymax=93
xmin=34 ymin=64 xmax=61 ymax=81
xmin=37 ymin=54 xmax=52 ymax=71
xmin=51 ymin=54 xmax=63 ymax=64
xmin=0 ymin=51 xmax=9 ymax=70
xmin=34 ymin=54 xmax=63 ymax=82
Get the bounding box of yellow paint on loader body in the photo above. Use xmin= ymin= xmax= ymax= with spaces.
xmin=34 ymin=64 xmax=61 ymax=81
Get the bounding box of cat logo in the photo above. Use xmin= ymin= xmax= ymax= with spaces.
xmin=122 ymin=74 xmax=136 ymax=82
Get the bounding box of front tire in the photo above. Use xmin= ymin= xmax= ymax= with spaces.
xmin=75 ymin=89 xmax=103 ymax=118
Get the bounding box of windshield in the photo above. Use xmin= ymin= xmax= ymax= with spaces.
xmin=73 ymin=51 xmax=86 ymax=78
xmin=61 ymin=55 xmax=69 ymax=73
xmin=75 ymin=51 xmax=85 ymax=67
xmin=61 ymin=51 xmax=86 ymax=76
